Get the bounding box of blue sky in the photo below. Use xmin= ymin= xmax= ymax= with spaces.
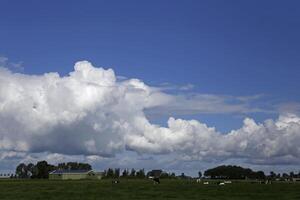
xmin=1 ymin=0 xmax=300 ymax=174
xmin=1 ymin=0 xmax=300 ymax=96
xmin=1 ymin=1 xmax=300 ymax=128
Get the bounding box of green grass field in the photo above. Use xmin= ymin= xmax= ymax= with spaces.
xmin=0 ymin=179 xmax=299 ymax=200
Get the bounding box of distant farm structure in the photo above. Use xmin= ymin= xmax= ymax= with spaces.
xmin=49 ymin=170 xmax=103 ymax=180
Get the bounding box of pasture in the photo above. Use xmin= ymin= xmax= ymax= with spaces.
xmin=0 ymin=179 xmax=299 ymax=200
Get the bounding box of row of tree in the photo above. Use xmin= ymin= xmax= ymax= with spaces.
xmin=102 ymin=168 xmax=176 ymax=179
xmin=267 ymin=171 xmax=300 ymax=180
xmin=203 ymin=165 xmax=300 ymax=180
xmin=16 ymin=161 xmax=92 ymax=179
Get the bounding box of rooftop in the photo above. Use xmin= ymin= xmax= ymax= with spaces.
xmin=49 ymin=169 xmax=92 ymax=175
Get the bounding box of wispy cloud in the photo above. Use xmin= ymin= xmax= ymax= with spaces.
xmin=0 ymin=56 xmax=24 ymax=72
xmin=155 ymin=82 xmax=195 ymax=92
xmin=178 ymin=84 xmax=194 ymax=91
xmin=145 ymin=93 xmax=267 ymax=118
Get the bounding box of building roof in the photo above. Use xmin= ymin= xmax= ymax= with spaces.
xmin=148 ymin=169 xmax=162 ymax=177
xmin=49 ymin=169 xmax=93 ymax=175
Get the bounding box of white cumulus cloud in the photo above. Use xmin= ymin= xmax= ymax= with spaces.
xmin=0 ymin=61 xmax=300 ymax=165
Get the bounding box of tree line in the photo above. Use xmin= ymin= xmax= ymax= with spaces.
xmin=15 ymin=161 xmax=91 ymax=179
xmin=15 ymin=162 xmax=300 ymax=180
xmin=102 ymin=168 xmax=176 ymax=179
xmin=15 ymin=162 xmax=177 ymax=179
xmin=203 ymin=165 xmax=300 ymax=180
xmin=204 ymin=165 xmax=265 ymax=179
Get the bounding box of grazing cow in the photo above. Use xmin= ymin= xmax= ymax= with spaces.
xmin=149 ymin=176 xmax=160 ymax=184
xmin=148 ymin=170 xmax=162 ymax=184
xmin=112 ymin=179 xmax=120 ymax=184
xmin=153 ymin=177 xmax=160 ymax=184
xmin=265 ymin=180 xmax=272 ymax=184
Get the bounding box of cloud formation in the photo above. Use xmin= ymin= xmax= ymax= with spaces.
xmin=127 ymin=114 xmax=300 ymax=165
xmin=0 ymin=61 xmax=300 ymax=165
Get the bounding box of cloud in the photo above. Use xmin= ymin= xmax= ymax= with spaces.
xmin=179 ymin=84 xmax=194 ymax=91
xmin=127 ymin=113 xmax=300 ymax=165
xmin=157 ymin=83 xmax=195 ymax=91
xmin=0 ymin=56 xmax=23 ymax=72
xmin=145 ymin=93 xmax=266 ymax=118
xmin=0 ymin=61 xmax=169 ymax=157
xmin=0 ymin=61 xmax=300 ymax=166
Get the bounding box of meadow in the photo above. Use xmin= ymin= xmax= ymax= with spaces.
xmin=0 ymin=179 xmax=299 ymax=200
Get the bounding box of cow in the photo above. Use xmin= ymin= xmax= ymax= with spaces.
xmin=149 ymin=176 xmax=160 ymax=184
xmin=112 ymin=179 xmax=120 ymax=184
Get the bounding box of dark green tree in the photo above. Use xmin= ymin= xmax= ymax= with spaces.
xmin=136 ymin=169 xmax=145 ymax=178
xmin=130 ymin=168 xmax=136 ymax=177
xmin=180 ymin=173 xmax=185 ymax=179
xmin=57 ymin=162 xmax=91 ymax=170
xmin=35 ymin=161 xmax=55 ymax=179
xmin=26 ymin=163 xmax=35 ymax=178
xmin=198 ymin=171 xmax=202 ymax=178
xmin=15 ymin=163 xmax=28 ymax=178
xmin=122 ymin=169 xmax=128 ymax=177
xmin=170 ymin=173 xmax=176 ymax=179
xmin=114 ymin=168 xmax=120 ymax=178
xmin=160 ymin=172 xmax=169 ymax=179
xmin=282 ymin=173 xmax=289 ymax=179
xmin=204 ymin=165 xmax=265 ymax=180
xmin=106 ymin=168 xmax=114 ymax=178
xmin=256 ymin=171 xmax=266 ymax=180
xmin=269 ymin=171 xmax=276 ymax=179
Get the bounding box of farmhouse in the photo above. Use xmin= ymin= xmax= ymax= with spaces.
xmin=147 ymin=169 xmax=162 ymax=178
xmin=49 ymin=169 xmax=103 ymax=180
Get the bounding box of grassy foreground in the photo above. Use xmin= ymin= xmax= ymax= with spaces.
xmin=0 ymin=179 xmax=299 ymax=200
